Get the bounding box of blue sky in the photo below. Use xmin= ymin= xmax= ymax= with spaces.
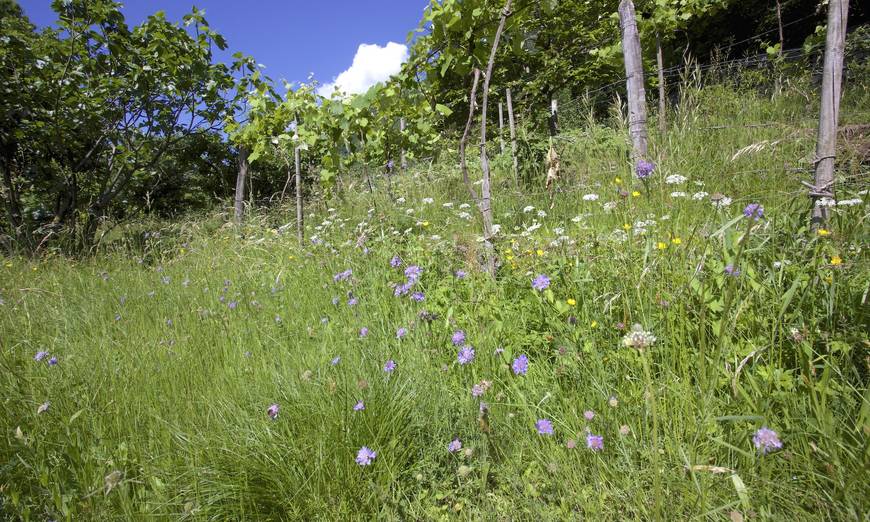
xmin=17 ymin=0 xmax=428 ymax=95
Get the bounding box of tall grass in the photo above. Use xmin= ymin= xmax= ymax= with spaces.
xmin=1 ymin=78 xmax=868 ymax=520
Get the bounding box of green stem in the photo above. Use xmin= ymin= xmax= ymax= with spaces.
xmin=641 ymin=351 xmax=661 ymax=521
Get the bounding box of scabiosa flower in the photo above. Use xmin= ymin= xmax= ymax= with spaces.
xmin=333 ymin=269 xmax=352 ymax=282
xmin=267 ymin=404 xmax=279 ymax=420
xmin=396 ymin=327 xmax=408 ymax=339
xmin=583 ymin=410 xmax=595 ymax=421
xmin=622 ymin=324 xmax=657 ymax=350
xmin=331 ymin=356 xmax=341 ymax=366
xmin=359 ymin=327 xmax=369 ymax=338
xmin=451 ymin=330 xmax=466 ymax=346
xmin=752 ymin=427 xmax=782 ymax=454
xmin=536 ymin=419 xmax=554 ymax=435
xmin=404 ymin=265 xmax=423 ymax=282
xmin=743 ymin=203 xmax=764 ymax=221
xmin=586 ymin=433 xmax=604 ymax=451
xmin=531 ymin=274 xmax=550 ymax=291
xmin=48 ymin=357 xmax=58 ymax=366
xmin=512 ymin=354 xmax=529 ymax=375
xmin=34 ymin=351 xmax=49 ymax=362
xmin=390 ymin=255 xmax=402 ymax=268
xmin=228 ymin=300 xmax=238 ymax=310
xmin=356 ymin=446 xmax=377 ymax=466
xmin=384 ymin=360 xmax=396 ymax=373
xmin=457 ymin=345 xmax=475 ymax=365
xmin=635 ymin=159 xmax=655 ymax=180
xmin=347 ymin=297 xmax=358 ymax=306
xmin=724 ymin=264 xmax=741 ymax=277
xmin=353 ymin=400 xmax=365 ymax=411
xmin=448 ymin=438 xmax=462 ymax=453
xmin=410 ymin=291 xmax=425 ymax=302
xmin=454 ymin=269 xmax=467 ymax=279
xmin=393 ymin=282 xmax=412 ymax=297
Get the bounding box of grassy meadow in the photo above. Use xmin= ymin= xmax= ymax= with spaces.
xmin=1 ymin=77 xmax=868 ymax=520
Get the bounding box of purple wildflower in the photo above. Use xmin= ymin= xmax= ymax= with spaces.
xmin=48 ymin=357 xmax=58 ymax=366
xmin=536 ymin=419 xmax=554 ymax=435
xmin=752 ymin=427 xmax=782 ymax=454
xmin=267 ymin=404 xmax=279 ymax=420
xmin=411 ymin=291 xmax=425 ymax=302
xmin=724 ymin=264 xmax=741 ymax=277
xmin=457 ymin=345 xmax=475 ymax=365
xmin=333 ymin=269 xmax=353 ymax=282
xmin=359 ymin=327 xmax=369 ymax=337
xmin=356 ymin=446 xmax=377 ymax=466
xmin=448 ymin=438 xmax=462 ymax=453
xmin=390 ymin=255 xmax=403 ymax=268
xmin=348 ymin=297 xmax=358 ymax=306
xmin=404 ymin=265 xmax=423 ymax=282
xmin=512 ymin=354 xmax=529 ymax=376
xmin=635 ymin=159 xmax=655 ymax=180
xmin=452 ymin=330 xmax=466 ymax=346
xmin=384 ymin=360 xmax=396 ymax=373
xmin=532 ymin=274 xmax=550 ymax=291
xmin=396 ymin=327 xmax=408 ymax=339
xmin=394 ymin=282 xmax=412 ymax=297
xmin=228 ymin=300 xmax=238 ymax=310
xmin=743 ymin=203 xmax=764 ymax=221
xmin=331 ymin=356 xmax=341 ymax=366
xmin=586 ymin=433 xmax=604 ymax=451
xmin=353 ymin=400 xmax=365 ymax=411
xmin=455 ymin=270 xmax=467 ymax=279
xmin=34 ymin=351 xmax=49 ymax=362
xmin=583 ymin=410 xmax=595 ymax=421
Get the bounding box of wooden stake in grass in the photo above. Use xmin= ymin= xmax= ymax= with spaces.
xmin=234 ymin=148 xmax=248 ymax=224
xmin=656 ymin=31 xmax=666 ymax=134
xmin=619 ymin=0 xmax=649 ymax=161
xmin=506 ymin=87 xmax=518 ymax=184
xmin=809 ymin=0 xmax=849 ymax=228
xmin=498 ymin=101 xmax=505 ymax=154
xmin=400 ymin=117 xmax=407 ymax=174
xmin=294 ymin=144 xmax=303 ymax=244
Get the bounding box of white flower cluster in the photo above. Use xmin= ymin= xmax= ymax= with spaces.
xmin=692 ymin=191 xmax=709 ymax=200
xmin=665 ymin=174 xmax=687 ymax=185
xmin=582 ymin=193 xmax=599 ymax=201
xmin=622 ymin=324 xmax=657 ymax=350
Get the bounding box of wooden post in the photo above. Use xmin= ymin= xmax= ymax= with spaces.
xmin=656 ymin=31 xmax=666 ymax=134
xmin=498 ymin=101 xmax=505 ymax=154
xmin=549 ymin=97 xmax=559 ymax=136
xmin=618 ymin=0 xmax=649 ymax=160
xmin=478 ymin=0 xmax=511 ymax=275
xmin=776 ymin=0 xmax=784 ymax=57
xmin=399 ymin=117 xmax=407 ymax=174
xmin=810 ymin=0 xmax=848 ymax=227
xmin=234 ymin=148 xmax=248 ymax=224
xmin=506 ymin=88 xmax=518 ymax=183
xmin=294 ymin=145 xmax=303 ymax=244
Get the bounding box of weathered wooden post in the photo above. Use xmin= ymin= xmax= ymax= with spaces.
xmin=809 ymin=0 xmax=849 ymax=227
xmin=776 ymin=0 xmax=784 ymax=57
xmin=400 ymin=117 xmax=407 ymax=174
xmin=656 ymin=31 xmax=666 ymax=133
xmin=498 ymin=101 xmax=505 ymax=154
xmin=618 ymin=0 xmax=649 ymax=160
xmin=506 ymin=88 xmax=518 ymax=183
xmin=234 ymin=148 xmax=248 ymax=224
xmin=294 ymin=144 xmax=303 ymax=244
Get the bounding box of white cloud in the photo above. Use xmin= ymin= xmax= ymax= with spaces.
xmin=317 ymin=42 xmax=408 ymax=97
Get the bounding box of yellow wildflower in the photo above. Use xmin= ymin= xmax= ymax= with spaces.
xmin=567 ymin=298 xmax=576 ymax=306
xmin=632 ymin=191 xmax=641 ymax=197
xmin=671 ymin=237 xmax=682 ymax=245
xmin=614 ymin=177 xmax=623 ymax=185
xmin=590 ymin=321 xmax=598 ymax=329
xmin=656 ymin=242 xmax=667 ymax=250
xmin=817 ymin=229 xmax=830 ymax=237
xmin=536 ymin=249 xmax=544 ymax=257
xmin=623 ymin=223 xmax=631 ymax=231
xmin=830 ymin=256 xmax=842 ymax=266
